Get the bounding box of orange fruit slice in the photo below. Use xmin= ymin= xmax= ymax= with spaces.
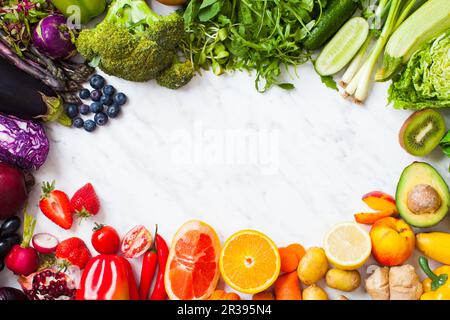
xmin=165 ymin=220 xmax=221 ymax=300
xmin=219 ymin=230 xmax=280 ymax=294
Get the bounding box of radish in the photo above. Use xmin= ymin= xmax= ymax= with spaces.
xmin=32 ymin=233 xmax=59 ymax=254
xmin=5 ymin=213 xmax=39 ymax=275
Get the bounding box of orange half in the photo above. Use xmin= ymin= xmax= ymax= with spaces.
xmin=165 ymin=220 xmax=221 ymax=300
xmin=219 ymin=230 xmax=280 ymax=294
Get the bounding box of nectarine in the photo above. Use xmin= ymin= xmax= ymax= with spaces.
xmin=369 ymin=217 xmax=415 ymax=266
xmin=362 ymin=191 xmax=398 ymax=213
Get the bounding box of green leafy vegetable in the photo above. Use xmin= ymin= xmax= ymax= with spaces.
xmin=388 ymin=31 xmax=450 ymax=110
xmin=440 ymin=131 xmax=450 ymax=158
xmin=182 ymin=0 xmax=326 ymax=92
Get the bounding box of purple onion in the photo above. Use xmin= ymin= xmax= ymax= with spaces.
xmin=0 ymin=114 xmax=50 ymax=170
xmin=32 ymin=15 xmax=76 ymax=60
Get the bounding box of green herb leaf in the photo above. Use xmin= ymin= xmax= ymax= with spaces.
xmin=440 ymin=131 xmax=450 ymax=158
xmin=278 ymin=83 xmax=296 ymax=90
xmin=320 ymin=75 xmax=338 ymax=91
xmin=199 ymin=1 xmax=223 ymax=22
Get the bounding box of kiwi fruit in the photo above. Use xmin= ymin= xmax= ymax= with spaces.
xmin=399 ymin=109 xmax=446 ymax=156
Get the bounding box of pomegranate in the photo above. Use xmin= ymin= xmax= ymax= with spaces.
xmin=19 ymin=268 xmax=77 ymax=300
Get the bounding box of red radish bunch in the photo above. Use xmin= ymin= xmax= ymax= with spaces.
xmin=5 ymin=213 xmax=39 ymax=275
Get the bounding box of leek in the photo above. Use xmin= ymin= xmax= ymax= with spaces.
xmin=376 ymin=0 xmax=450 ymax=81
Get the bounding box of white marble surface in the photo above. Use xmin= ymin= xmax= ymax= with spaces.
xmin=0 ymin=5 xmax=449 ymax=298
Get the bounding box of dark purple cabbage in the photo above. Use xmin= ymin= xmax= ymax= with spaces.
xmin=0 ymin=114 xmax=49 ymax=170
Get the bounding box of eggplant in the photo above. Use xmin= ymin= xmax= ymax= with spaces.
xmin=0 ymin=57 xmax=62 ymax=121
xmin=0 ymin=287 xmax=28 ymax=300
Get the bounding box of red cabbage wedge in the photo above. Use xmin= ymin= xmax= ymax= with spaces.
xmin=0 ymin=113 xmax=49 ymax=170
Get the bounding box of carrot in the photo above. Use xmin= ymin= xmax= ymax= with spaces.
xmin=252 ymin=291 xmax=274 ymax=300
xmin=279 ymin=247 xmax=299 ymax=273
xmin=209 ymin=290 xmax=225 ymax=300
xmin=287 ymin=243 xmax=306 ymax=262
xmin=274 ymin=271 xmax=302 ymax=300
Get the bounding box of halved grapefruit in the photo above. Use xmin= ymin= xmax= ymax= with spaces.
xmin=165 ymin=220 xmax=221 ymax=300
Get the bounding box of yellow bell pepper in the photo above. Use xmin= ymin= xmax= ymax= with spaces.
xmin=419 ymin=257 xmax=450 ymax=300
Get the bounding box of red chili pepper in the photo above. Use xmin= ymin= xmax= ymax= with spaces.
xmin=149 ymin=234 xmax=169 ymax=300
xmin=139 ymin=228 xmax=158 ymax=300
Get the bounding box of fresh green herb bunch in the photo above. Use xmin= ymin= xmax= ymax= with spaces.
xmin=182 ymin=0 xmax=327 ymax=92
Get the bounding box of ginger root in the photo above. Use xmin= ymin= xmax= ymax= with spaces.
xmin=365 ymin=265 xmax=422 ymax=300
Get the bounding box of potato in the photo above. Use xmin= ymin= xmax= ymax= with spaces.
xmin=334 ymin=295 xmax=349 ymax=300
xmin=302 ymin=284 xmax=329 ymax=300
xmin=297 ymin=247 xmax=328 ymax=285
xmin=325 ymin=269 xmax=361 ymax=292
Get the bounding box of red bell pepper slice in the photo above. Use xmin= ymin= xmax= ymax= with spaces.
xmin=76 ymin=254 xmax=138 ymax=300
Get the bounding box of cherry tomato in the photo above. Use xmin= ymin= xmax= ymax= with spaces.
xmin=91 ymin=224 xmax=120 ymax=254
xmin=121 ymin=225 xmax=152 ymax=259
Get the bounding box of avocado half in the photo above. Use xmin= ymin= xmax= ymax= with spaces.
xmin=396 ymin=162 xmax=450 ymax=228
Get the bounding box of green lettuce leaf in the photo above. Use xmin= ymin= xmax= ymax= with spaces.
xmin=388 ymin=31 xmax=450 ymax=110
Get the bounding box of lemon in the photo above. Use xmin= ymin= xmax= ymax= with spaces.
xmin=324 ymin=222 xmax=371 ymax=270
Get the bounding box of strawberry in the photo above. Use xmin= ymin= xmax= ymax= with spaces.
xmin=39 ymin=181 xmax=73 ymax=230
xmin=56 ymin=237 xmax=92 ymax=269
xmin=70 ymin=183 xmax=100 ymax=218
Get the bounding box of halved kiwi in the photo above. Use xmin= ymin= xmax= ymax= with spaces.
xmin=399 ymin=109 xmax=446 ymax=157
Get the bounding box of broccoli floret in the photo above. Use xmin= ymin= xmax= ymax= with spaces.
xmin=157 ymin=60 xmax=195 ymax=90
xmin=76 ymin=0 xmax=185 ymax=82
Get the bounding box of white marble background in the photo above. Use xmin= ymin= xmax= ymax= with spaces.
xmin=0 ymin=3 xmax=449 ymax=300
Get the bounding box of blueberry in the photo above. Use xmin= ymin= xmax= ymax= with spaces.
xmin=72 ymin=117 xmax=84 ymax=128
xmin=90 ymin=102 xmax=103 ymax=114
xmin=65 ymin=104 xmax=79 ymax=119
xmin=89 ymin=75 xmax=105 ymax=89
xmin=79 ymin=88 xmax=90 ymax=100
xmin=79 ymin=104 xmax=90 ymax=115
xmin=100 ymin=94 xmax=113 ymax=106
xmin=94 ymin=112 xmax=108 ymax=126
xmin=113 ymin=92 xmax=127 ymax=106
xmin=106 ymin=104 xmax=121 ymax=118
xmin=90 ymin=89 xmax=102 ymax=102
xmin=103 ymin=85 xmax=115 ymax=96
xmin=84 ymin=119 xmax=97 ymax=132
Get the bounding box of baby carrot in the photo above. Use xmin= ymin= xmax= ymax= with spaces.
xmin=274 ymin=271 xmax=302 ymax=300
xmin=287 ymin=243 xmax=306 ymax=262
xmin=279 ymin=247 xmax=299 ymax=273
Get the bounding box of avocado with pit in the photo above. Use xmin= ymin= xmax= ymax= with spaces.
xmin=396 ymin=162 xmax=449 ymax=228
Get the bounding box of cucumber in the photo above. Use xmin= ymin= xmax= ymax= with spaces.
xmin=315 ymin=17 xmax=369 ymax=76
xmin=303 ymin=0 xmax=358 ymax=50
